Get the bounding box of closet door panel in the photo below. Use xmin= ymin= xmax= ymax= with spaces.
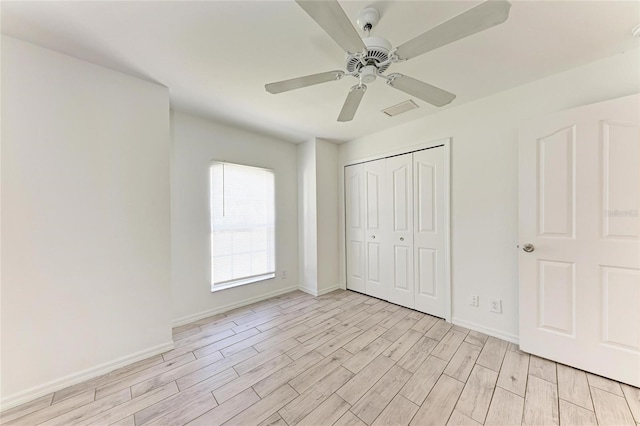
xmin=414 ymin=148 xmax=446 ymax=317
xmin=387 ymin=154 xmax=414 ymax=308
xmin=364 ymin=159 xmax=389 ymax=300
xmin=345 ymin=164 xmax=365 ymax=292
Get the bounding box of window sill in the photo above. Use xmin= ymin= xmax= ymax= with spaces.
xmin=210 ymin=273 xmax=276 ymax=293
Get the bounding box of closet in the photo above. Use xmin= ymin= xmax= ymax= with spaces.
xmin=345 ymin=145 xmax=447 ymax=318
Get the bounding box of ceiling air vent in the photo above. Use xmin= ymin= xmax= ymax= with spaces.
xmin=382 ymin=100 xmax=419 ymax=117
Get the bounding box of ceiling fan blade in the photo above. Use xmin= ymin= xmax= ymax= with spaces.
xmin=265 ymin=70 xmax=344 ymax=94
xmin=387 ymin=74 xmax=455 ymax=107
xmin=395 ymin=0 xmax=511 ymax=60
xmin=296 ymin=0 xmax=366 ymax=54
xmin=338 ymin=84 xmax=367 ymax=122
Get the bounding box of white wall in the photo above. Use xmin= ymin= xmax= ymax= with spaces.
xmin=171 ymin=111 xmax=299 ymax=325
xmin=339 ymin=49 xmax=640 ymax=342
xmin=1 ymin=36 xmax=173 ymax=406
xmin=297 ymin=139 xmax=318 ymax=295
xmin=297 ymin=138 xmax=340 ymax=296
xmin=315 ymin=139 xmax=339 ymax=294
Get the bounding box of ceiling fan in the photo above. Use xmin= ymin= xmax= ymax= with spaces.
xmin=265 ymin=0 xmax=511 ymax=122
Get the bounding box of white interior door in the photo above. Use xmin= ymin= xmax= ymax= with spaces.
xmin=364 ymin=158 xmax=389 ymax=300
xmin=413 ymin=147 xmax=447 ymax=318
xmin=519 ymin=94 xmax=640 ymax=387
xmin=345 ymin=163 xmax=365 ymax=293
xmin=387 ymin=154 xmax=414 ymax=308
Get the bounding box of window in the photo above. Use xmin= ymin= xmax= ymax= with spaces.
xmin=209 ymin=162 xmax=275 ymax=291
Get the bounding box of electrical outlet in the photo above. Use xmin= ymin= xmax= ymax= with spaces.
xmin=281 ymin=270 xmax=287 ymax=279
xmin=470 ymin=295 xmax=479 ymax=307
xmin=490 ymin=298 xmax=502 ymax=314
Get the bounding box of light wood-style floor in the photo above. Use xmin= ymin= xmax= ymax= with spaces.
xmin=2 ymin=290 xmax=640 ymax=426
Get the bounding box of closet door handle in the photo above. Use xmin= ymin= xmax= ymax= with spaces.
xmin=400 ymin=237 xmax=405 ymax=241
xmin=371 ymin=235 xmax=376 ymax=239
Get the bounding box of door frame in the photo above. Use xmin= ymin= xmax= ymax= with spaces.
xmin=340 ymin=137 xmax=452 ymax=322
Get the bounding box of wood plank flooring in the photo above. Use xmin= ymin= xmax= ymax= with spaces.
xmin=2 ymin=290 xmax=639 ymax=426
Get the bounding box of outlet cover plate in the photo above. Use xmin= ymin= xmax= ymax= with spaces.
xmin=490 ymin=298 xmax=502 ymax=314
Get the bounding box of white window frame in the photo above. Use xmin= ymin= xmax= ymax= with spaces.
xmin=209 ymin=160 xmax=276 ymax=292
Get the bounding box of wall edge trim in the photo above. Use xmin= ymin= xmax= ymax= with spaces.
xmin=172 ymin=285 xmax=299 ymax=327
xmin=298 ymin=284 xmax=342 ymax=297
xmin=317 ymin=284 xmax=341 ymax=296
xmin=297 ymin=285 xmax=318 ymax=296
xmin=0 ymin=340 xmax=175 ymax=411
xmin=452 ymin=317 xmax=519 ymax=344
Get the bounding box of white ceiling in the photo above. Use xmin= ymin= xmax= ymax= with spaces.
xmin=2 ymin=1 xmax=638 ymax=143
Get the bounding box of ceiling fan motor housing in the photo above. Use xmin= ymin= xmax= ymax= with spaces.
xmin=345 ymin=36 xmax=392 ymax=78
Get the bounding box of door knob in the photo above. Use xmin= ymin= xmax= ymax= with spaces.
xmin=400 ymin=237 xmax=404 ymax=241
xmin=522 ymin=243 xmax=535 ymax=253
xmin=371 ymin=235 xmax=376 ymax=239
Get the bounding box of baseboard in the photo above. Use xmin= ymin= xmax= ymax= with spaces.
xmin=317 ymin=284 xmax=341 ymax=296
xmin=297 ymin=285 xmax=318 ymax=296
xmin=297 ymin=284 xmax=342 ymax=297
xmin=172 ymin=285 xmax=299 ymax=327
xmin=452 ymin=317 xmax=519 ymax=344
xmin=0 ymin=340 xmax=175 ymax=411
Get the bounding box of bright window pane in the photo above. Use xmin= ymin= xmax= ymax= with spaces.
xmin=210 ymin=162 xmax=275 ymax=287
xmin=251 ymin=252 xmax=267 ymax=274
xmin=212 ymin=256 xmax=232 ymax=283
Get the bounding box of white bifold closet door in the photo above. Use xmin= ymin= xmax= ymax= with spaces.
xmin=413 ymin=148 xmax=446 ymax=318
xmin=387 ymin=154 xmax=415 ymax=308
xmin=345 ymin=147 xmax=446 ymax=318
xmin=345 ymin=163 xmax=366 ymax=293
xmin=363 ymin=158 xmax=389 ymax=301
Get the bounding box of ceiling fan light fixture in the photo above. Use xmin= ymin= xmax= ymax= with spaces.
xmin=360 ymin=65 xmax=377 ymax=83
